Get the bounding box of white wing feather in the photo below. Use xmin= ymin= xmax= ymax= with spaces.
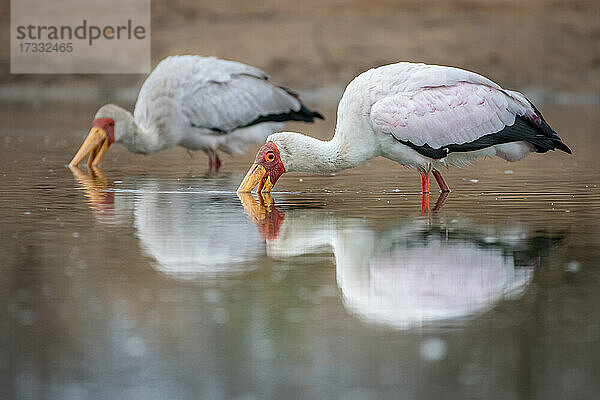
xmin=135 ymin=55 xmax=302 ymax=133
xmin=368 ymin=63 xmax=533 ymax=149
xmin=183 ymin=74 xmax=301 ymax=132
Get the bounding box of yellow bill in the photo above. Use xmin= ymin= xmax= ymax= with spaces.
xmin=237 ymin=163 xmax=274 ymax=193
xmin=69 ymin=127 xmax=109 ymax=168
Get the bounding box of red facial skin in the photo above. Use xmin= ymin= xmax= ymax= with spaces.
xmin=254 ymin=141 xmax=285 ymax=185
xmin=92 ymin=118 xmax=115 ymax=145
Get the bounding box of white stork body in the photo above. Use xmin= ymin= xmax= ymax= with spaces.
xmin=245 ymin=62 xmax=571 ymax=194
xmin=69 ymin=55 xmax=322 ymax=169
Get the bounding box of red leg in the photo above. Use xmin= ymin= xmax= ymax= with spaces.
xmin=419 ymin=165 xmax=432 ymax=215
xmin=207 ymin=151 xmax=220 ymax=170
xmin=432 ymin=169 xmax=451 ymax=192
xmin=432 ymin=191 xmax=449 ymax=213
xmin=421 ymin=193 xmax=430 ymax=215
xmin=419 ymin=164 xmax=431 ymax=194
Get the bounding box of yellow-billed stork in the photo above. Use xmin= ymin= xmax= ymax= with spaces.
xmin=68 ymin=55 xmax=322 ymax=170
xmin=238 ymin=62 xmax=571 ymax=194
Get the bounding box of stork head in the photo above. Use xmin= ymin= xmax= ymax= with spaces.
xmin=69 ymin=104 xmax=132 ymax=168
xmin=237 ymin=141 xmax=286 ymax=193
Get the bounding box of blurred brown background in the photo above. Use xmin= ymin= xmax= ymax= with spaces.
xmin=1 ymin=0 xmax=599 ymax=102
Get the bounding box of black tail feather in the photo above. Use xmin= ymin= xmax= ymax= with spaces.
xmin=551 ymin=139 xmax=572 ymax=154
xmin=395 ymin=115 xmax=572 ymax=159
xmin=278 ymin=85 xmax=324 ymax=121
xmin=244 ymin=103 xmax=324 ymax=127
xmin=299 ymin=103 xmax=324 ymax=120
xmin=523 ymin=99 xmax=572 ymax=154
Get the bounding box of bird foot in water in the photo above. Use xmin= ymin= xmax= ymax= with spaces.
xmin=208 ymin=153 xmax=222 ymax=170
xmin=421 ymin=191 xmax=450 ymax=215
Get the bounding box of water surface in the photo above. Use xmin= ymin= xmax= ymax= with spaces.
xmin=1 ymin=103 xmax=599 ymax=399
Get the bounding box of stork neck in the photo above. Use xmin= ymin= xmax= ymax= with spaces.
xmin=276 ymin=88 xmax=379 ymax=174
xmin=278 ymin=128 xmax=375 ymax=174
xmin=278 ymin=135 xmax=349 ymax=174
xmin=118 ymin=118 xmax=161 ymax=155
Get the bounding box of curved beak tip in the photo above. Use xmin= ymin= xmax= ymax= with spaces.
xmin=69 ymin=127 xmax=109 ymax=167
xmin=237 ymin=164 xmax=271 ymax=193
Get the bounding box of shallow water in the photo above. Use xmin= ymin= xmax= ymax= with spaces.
xmin=1 ymin=103 xmax=599 ymax=399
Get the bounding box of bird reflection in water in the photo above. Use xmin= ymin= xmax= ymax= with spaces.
xmin=69 ymin=166 xmax=117 ymax=223
xmin=69 ymin=166 xmax=265 ymax=278
xmin=70 ymin=167 xmax=564 ymax=328
xmin=239 ymin=192 xmax=564 ymax=329
xmin=238 ymin=192 xmax=285 ymax=240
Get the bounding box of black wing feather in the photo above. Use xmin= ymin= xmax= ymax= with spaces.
xmin=396 ymin=114 xmax=571 ymax=160
xmin=243 ymin=103 xmax=324 ymax=127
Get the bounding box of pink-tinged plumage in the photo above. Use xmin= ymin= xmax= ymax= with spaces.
xmin=240 ymin=62 xmax=571 ymax=196
xmin=371 ymin=82 xmax=523 ymax=148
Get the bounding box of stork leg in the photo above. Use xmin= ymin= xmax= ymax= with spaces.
xmin=207 ymin=151 xmax=222 ymax=171
xmin=419 ymin=166 xmax=450 ymax=215
xmin=421 ymin=191 xmax=449 ymax=215
xmin=207 ymin=151 xmax=214 ymax=169
xmin=419 ymin=164 xmax=432 ymax=194
xmin=432 ymin=169 xmax=451 ymax=192
xmin=421 ymin=193 xmax=430 ymax=215
xmin=419 ymin=165 xmax=432 ymax=215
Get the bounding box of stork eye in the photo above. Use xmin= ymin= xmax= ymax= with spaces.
xmin=265 ymin=152 xmax=275 ymax=162
xmin=108 ymin=121 xmax=114 ymax=127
